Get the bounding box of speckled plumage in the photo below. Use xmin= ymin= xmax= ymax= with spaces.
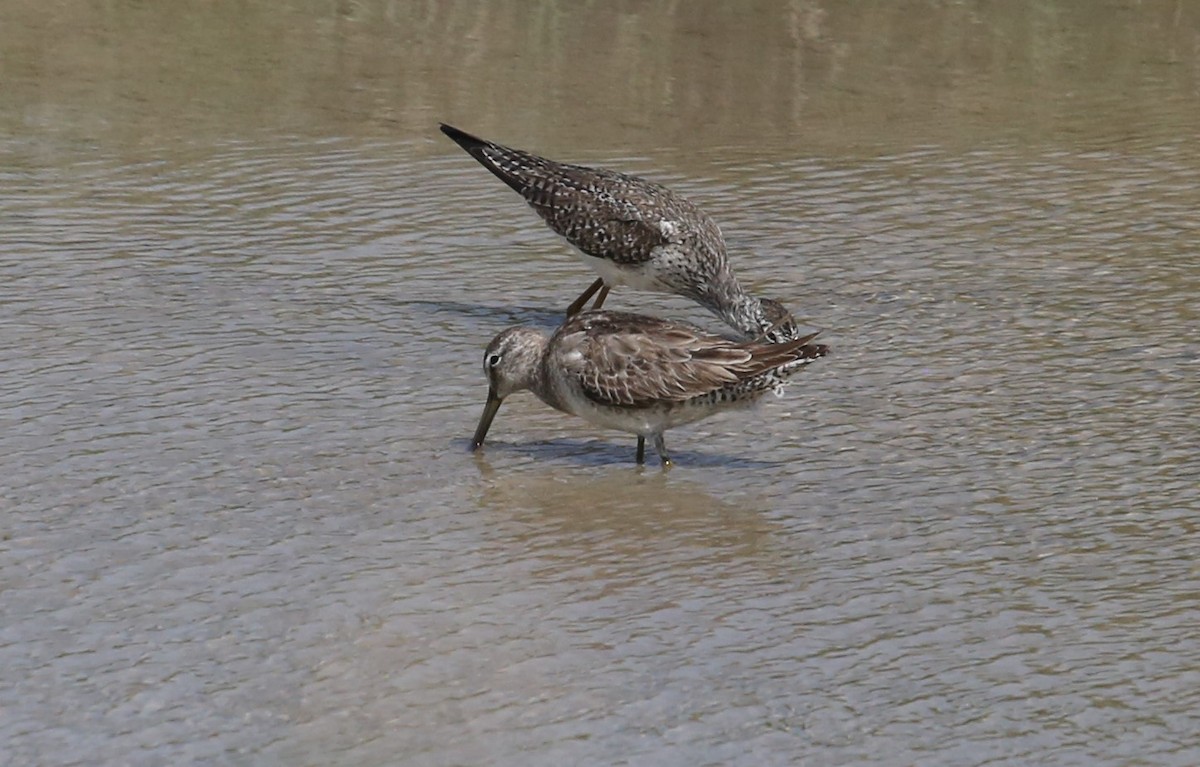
xmin=440 ymin=123 xmax=803 ymax=342
xmin=470 ymin=310 xmax=829 ymax=466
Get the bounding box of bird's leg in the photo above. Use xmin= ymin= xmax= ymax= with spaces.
xmin=653 ymin=434 xmax=672 ymax=469
xmin=590 ymin=285 xmax=611 ymax=311
xmin=566 ymin=278 xmax=605 ymax=317
xmin=636 ymin=436 xmax=645 ymax=465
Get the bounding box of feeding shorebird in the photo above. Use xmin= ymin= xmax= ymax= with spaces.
xmin=440 ymin=123 xmax=803 ymax=342
xmin=470 ymin=310 xmax=828 ymax=467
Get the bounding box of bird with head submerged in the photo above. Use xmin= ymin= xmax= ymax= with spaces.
xmin=471 ymin=310 xmax=829 ymax=467
xmin=440 ymin=123 xmax=806 ymax=343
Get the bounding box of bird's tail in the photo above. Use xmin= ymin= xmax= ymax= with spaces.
xmin=439 ymin=123 xmax=544 ymax=197
xmin=767 ymin=332 xmax=829 ymax=389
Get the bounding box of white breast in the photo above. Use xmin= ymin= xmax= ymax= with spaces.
xmin=574 ymin=251 xmax=667 ymax=293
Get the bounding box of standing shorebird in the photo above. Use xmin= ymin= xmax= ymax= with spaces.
xmin=440 ymin=123 xmax=802 ymax=342
xmin=470 ymin=310 xmax=828 ymax=467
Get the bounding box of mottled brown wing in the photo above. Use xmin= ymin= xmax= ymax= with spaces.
xmin=518 ymin=163 xmax=697 ymax=266
xmin=556 ymin=312 xmax=795 ymax=407
xmin=440 ymin=123 xmax=711 ymax=266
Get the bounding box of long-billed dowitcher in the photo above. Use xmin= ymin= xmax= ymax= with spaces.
xmin=470 ymin=310 xmax=829 ymax=467
xmin=440 ymin=123 xmax=803 ymax=342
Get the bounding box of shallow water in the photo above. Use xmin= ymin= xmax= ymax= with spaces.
xmin=2 ymin=1 xmax=1199 ymax=765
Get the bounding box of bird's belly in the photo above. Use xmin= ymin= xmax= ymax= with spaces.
xmin=561 ymin=395 xmax=751 ymax=437
xmin=574 ymin=251 xmax=665 ymax=293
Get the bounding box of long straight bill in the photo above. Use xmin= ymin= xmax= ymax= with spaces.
xmin=471 ymin=389 xmax=503 ymax=450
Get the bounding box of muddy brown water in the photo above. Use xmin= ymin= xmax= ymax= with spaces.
xmin=2 ymin=2 xmax=1198 ymax=764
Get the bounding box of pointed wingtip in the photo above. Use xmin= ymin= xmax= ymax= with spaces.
xmin=795 ymin=329 xmax=821 ymax=346
xmin=781 ymin=331 xmax=828 ymax=361
xmin=438 ymin=122 xmax=486 ymax=151
xmin=436 ymin=124 xmax=532 ymax=196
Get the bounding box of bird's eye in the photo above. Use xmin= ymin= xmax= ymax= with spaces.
xmin=486 ymin=353 xmax=502 ymax=368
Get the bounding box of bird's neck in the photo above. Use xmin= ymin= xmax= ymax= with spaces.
xmin=530 ymin=341 xmax=570 ymax=411
xmin=702 ymin=284 xmax=770 ymax=340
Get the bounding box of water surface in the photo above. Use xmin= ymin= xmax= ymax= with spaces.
xmin=2 ymin=1 xmax=1199 ymax=765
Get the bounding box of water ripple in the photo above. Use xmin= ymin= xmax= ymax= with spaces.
xmin=3 ymin=127 xmax=1199 ymax=767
